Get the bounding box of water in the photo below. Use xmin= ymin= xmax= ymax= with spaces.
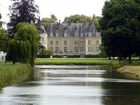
xmin=0 ymin=65 xmax=140 ymax=105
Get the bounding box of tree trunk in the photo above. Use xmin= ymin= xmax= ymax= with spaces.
xmin=128 ymin=56 xmax=132 ymax=64
xmin=13 ymin=60 xmax=16 ymax=64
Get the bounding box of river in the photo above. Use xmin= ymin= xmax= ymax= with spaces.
xmin=0 ymin=65 xmax=140 ymax=105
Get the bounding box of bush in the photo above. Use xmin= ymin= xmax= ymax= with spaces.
xmin=37 ymin=55 xmax=50 ymax=58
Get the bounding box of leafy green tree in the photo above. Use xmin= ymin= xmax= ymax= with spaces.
xmin=133 ymin=0 xmax=140 ymax=58
xmin=0 ymin=29 xmax=9 ymax=52
xmin=94 ymin=16 xmax=101 ymax=31
xmin=0 ymin=14 xmax=9 ymax=52
xmin=6 ymin=22 xmax=39 ymax=66
xmin=39 ymin=49 xmax=53 ymax=56
xmin=51 ymin=14 xmax=57 ymax=21
xmin=7 ymin=0 xmax=39 ymax=35
xmin=0 ymin=14 xmax=2 ymax=27
xmin=63 ymin=14 xmax=92 ymax=24
xmin=63 ymin=14 xmax=101 ymax=31
xmin=101 ymin=0 xmax=140 ymax=61
xmin=42 ymin=14 xmax=58 ymax=27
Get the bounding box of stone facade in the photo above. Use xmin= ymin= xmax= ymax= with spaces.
xmin=39 ymin=22 xmax=101 ymax=55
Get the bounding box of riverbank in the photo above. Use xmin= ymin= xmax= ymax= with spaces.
xmin=117 ymin=66 xmax=140 ymax=80
xmin=35 ymin=58 xmax=140 ymax=80
xmin=0 ymin=62 xmax=32 ymax=90
xmin=35 ymin=58 xmax=118 ymax=65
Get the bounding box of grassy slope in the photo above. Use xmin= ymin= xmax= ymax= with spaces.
xmin=0 ymin=61 xmax=31 ymax=89
xmin=117 ymin=66 xmax=140 ymax=79
xmin=35 ymin=58 xmax=116 ymax=65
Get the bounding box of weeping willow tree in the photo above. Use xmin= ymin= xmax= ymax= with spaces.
xmin=6 ymin=22 xmax=39 ymax=66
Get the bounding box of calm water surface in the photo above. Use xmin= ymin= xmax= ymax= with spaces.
xmin=0 ymin=65 xmax=140 ymax=105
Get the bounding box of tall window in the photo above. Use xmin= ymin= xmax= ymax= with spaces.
xmin=80 ymin=41 xmax=84 ymax=45
xmin=56 ymin=41 xmax=59 ymax=45
xmin=88 ymin=47 xmax=92 ymax=52
xmin=55 ymin=47 xmax=59 ymax=52
xmin=74 ymin=41 xmax=77 ymax=44
xmin=50 ymin=41 xmax=53 ymax=45
xmin=96 ymin=40 xmax=99 ymax=45
xmin=74 ymin=47 xmax=78 ymax=53
xmin=64 ymin=41 xmax=67 ymax=45
xmin=96 ymin=47 xmax=100 ymax=52
xmin=64 ymin=47 xmax=67 ymax=52
xmin=88 ymin=40 xmax=91 ymax=45
xmin=80 ymin=47 xmax=84 ymax=52
xmin=50 ymin=47 xmax=53 ymax=52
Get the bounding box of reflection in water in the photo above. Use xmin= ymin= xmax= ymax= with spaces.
xmin=0 ymin=65 xmax=140 ymax=105
xmin=102 ymin=70 xmax=140 ymax=105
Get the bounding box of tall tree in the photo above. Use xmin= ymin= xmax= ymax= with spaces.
xmin=63 ymin=14 xmax=92 ymax=24
xmin=133 ymin=0 xmax=140 ymax=58
xmin=6 ymin=22 xmax=39 ymax=66
xmin=100 ymin=0 xmax=140 ymax=61
xmin=0 ymin=14 xmax=2 ymax=27
xmin=7 ymin=0 xmax=39 ymax=35
xmin=42 ymin=14 xmax=58 ymax=27
xmin=0 ymin=14 xmax=9 ymax=52
xmin=63 ymin=14 xmax=101 ymax=31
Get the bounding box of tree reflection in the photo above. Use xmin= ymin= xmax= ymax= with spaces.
xmin=101 ymin=71 xmax=140 ymax=105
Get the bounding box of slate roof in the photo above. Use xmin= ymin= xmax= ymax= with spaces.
xmin=40 ymin=22 xmax=100 ymax=37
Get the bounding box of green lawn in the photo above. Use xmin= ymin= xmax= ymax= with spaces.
xmin=35 ymin=58 xmax=118 ymax=65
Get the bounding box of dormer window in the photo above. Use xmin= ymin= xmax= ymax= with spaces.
xmin=80 ymin=33 xmax=84 ymax=37
xmin=56 ymin=33 xmax=59 ymax=37
xmin=50 ymin=32 xmax=53 ymax=37
xmin=64 ymin=27 xmax=67 ymax=30
xmin=88 ymin=32 xmax=92 ymax=37
xmin=64 ymin=29 xmax=67 ymax=37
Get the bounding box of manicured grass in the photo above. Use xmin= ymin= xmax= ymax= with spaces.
xmin=35 ymin=58 xmax=119 ymax=65
xmin=0 ymin=61 xmax=31 ymax=89
xmin=35 ymin=58 xmax=140 ymax=79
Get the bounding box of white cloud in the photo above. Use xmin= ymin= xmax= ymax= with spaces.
xmin=0 ymin=0 xmax=106 ymax=22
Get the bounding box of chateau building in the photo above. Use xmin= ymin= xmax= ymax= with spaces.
xmin=39 ymin=22 xmax=101 ymax=55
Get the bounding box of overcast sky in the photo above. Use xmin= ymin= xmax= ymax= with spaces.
xmin=0 ymin=0 xmax=106 ymax=23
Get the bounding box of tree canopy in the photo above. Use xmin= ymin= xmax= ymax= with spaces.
xmin=7 ymin=0 xmax=39 ymax=35
xmin=42 ymin=14 xmax=58 ymax=27
xmin=6 ymin=22 xmax=39 ymax=66
xmin=63 ymin=14 xmax=92 ymax=24
xmin=0 ymin=14 xmax=9 ymax=52
xmin=63 ymin=14 xmax=101 ymax=31
xmin=100 ymin=0 xmax=140 ymax=60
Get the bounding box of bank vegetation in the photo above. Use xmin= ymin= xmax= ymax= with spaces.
xmin=0 ymin=62 xmax=32 ymax=90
